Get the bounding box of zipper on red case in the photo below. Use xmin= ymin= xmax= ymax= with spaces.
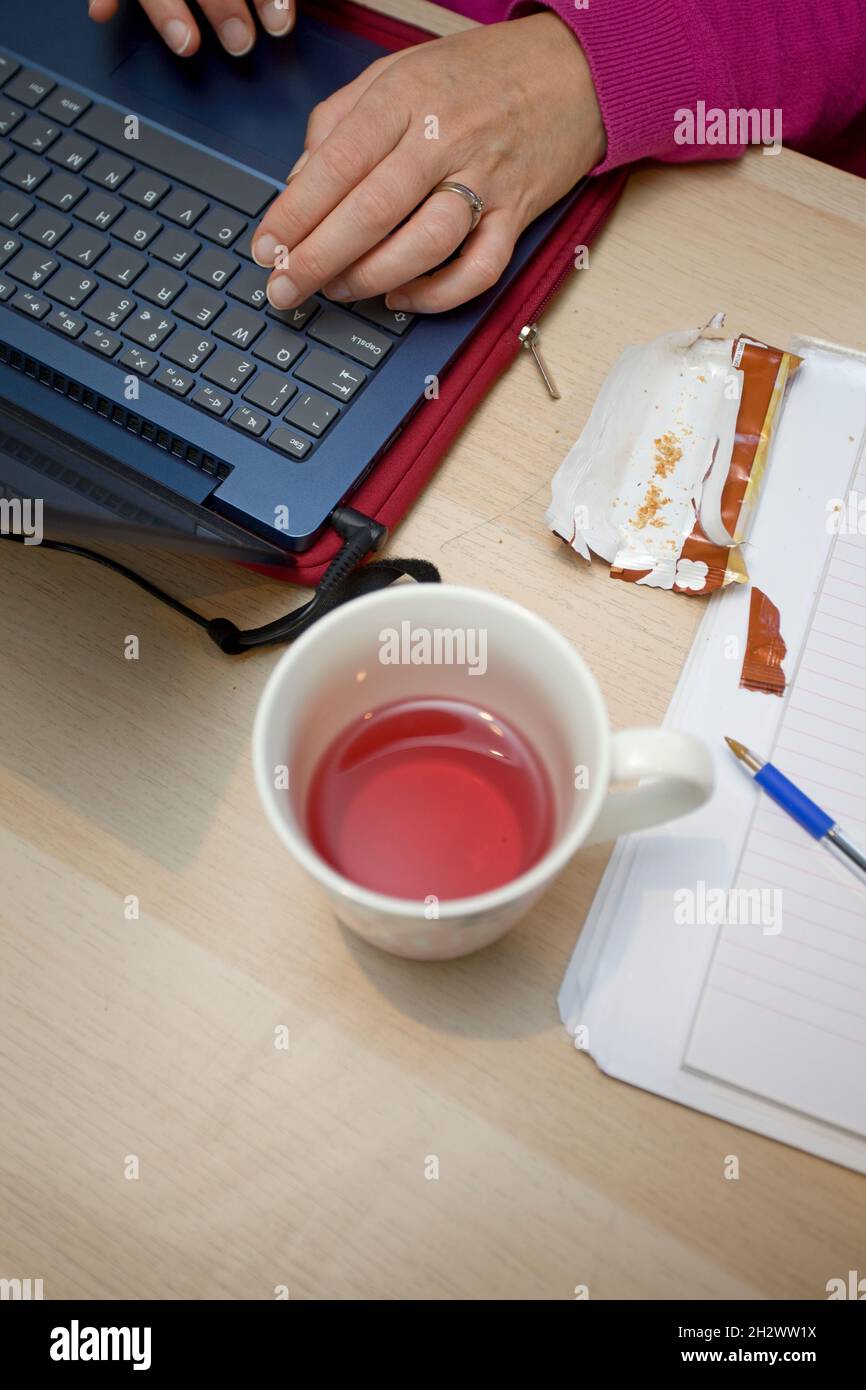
xmin=516 ymin=249 xmax=576 ymax=401
xmin=518 ymin=324 xmax=561 ymax=399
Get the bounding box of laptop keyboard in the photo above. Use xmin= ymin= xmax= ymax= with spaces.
xmin=0 ymin=53 xmax=415 ymax=465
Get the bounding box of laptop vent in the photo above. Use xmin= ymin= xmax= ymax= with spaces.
xmin=0 ymin=340 xmax=230 ymax=481
xmin=0 ymin=422 xmax=166 ymax=528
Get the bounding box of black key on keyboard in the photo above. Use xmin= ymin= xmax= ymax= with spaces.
xmin=46 ymin=305 xmax=85 ymax=338
xmin=197 ymin=206 xmax=246 ymax=247
xmin=174 ymin=284 xmax=223 ymax=329
xmin=0 ymin=274 xmax=15 ymax=301
xmin=120 ymin=169 xmax=170 ymax=208
xmin=214 ymin=304 xmax=263 ymax=350
xmin=159 ymin=187 xmax=207 ymax=228
xmin=308 ymin=306 xmax=391 ymax=367
xmin=59 ymin=226 xmax=108 ymax=267
xmin=253 ymin=325 xmax=304 ymax=370
xmin=155 ymin=363 xmax=195 ymax=396
xmin=353 ymin=297 xmax=415 ymax=335
xmin=286 ymin=389 xmax=338 ymax=437
xmin=85 ymin=151 xmax=133 ymax=191
xmin=77 ymin=104 xmax=276 ymax=216
xmin=7 ymin=245 xmax=57 ymax=288
xmin=269 ymin=297 xmax=318 ymax=330
xmin=77 ymin=190 xmax=123 ymax=230
xmin=125 ymin=307 xmax=174 ymax=349
xmin=4 ymin=69 xmax=55 ymax=110
xmin=0 ymin=139 xmax=12 ymax=169
xmin=0 ymin=55 xmax=20 ymax=85
xmin=0 ymin=101 xmax=23 ymax=138
xmin=98 ymin=245 xmax=146 ymax=288
xmin=269 ymin=427 xmax=311 ymax=460
xmin=202 ymin=349 xmax=256 ymax=392
xmin=194 ymin=384 xmax=232 ymax=416
xmin=114 ymin=208 xmax=161 ymax=249
xmin=46 ymin=265 xmax=97 ymax=308
xmin=20 ymin=207 xmax=70 ymax=248
xmin=230 ymin=405 xmax=268 ymax=437
xmin=295 ymin=348 xmax=366 ymax=401
xmin=0 ymin=232 xmax=20 ymax=268
xmin=81 ymin=324 xmax=122 ymax=357
xmin=135 ymin=264 xmax=184 ymax=307
xmin=228 ymin=263 xmax=268 ymax=310
xmin=189 ymin=245 xmax=238 ymax=289
xmin=0 ymin=188 xmax=31 ymax=228
xmin=243 ymin=370 xmax=297 ymax=415
xmin=86 ymin=286 xmax=135 ymax=329
xmin=11 ymin=288 xmax=50 ymax=318
xmin=119 ymin=343 xmax=158 ymax=377
xmin=39 ymin=170 xmax=85 ymax=211
xmin=150 ymin=225 xmax=198 ymax=270
xmin=48 ymin=134 xmax=95 ymax=173
xmin=2 ymin=153 xmax=49 ymax=193
xmin=233 ymin=227 xmax=255 ymax=260
xmin=163 ymin=328 xmax=216 ymax=371
xmin=12 ymin=116 xmax=60 ymax=155
xmin=39 ymin=86 xmax=91 ymax=128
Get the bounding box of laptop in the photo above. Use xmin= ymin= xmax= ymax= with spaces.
xmin=0 ymin=0 xmax=582 ymax=563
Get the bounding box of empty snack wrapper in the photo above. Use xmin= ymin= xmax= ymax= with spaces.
xmin=546 ymin=319 xmax=801 ymax=594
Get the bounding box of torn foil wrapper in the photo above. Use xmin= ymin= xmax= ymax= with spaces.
xmin=546 ymin=318 xmax=801 ymax=595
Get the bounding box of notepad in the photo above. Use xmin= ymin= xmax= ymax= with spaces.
xmin=559 ymin=336 xmax=866 ymax=1172
xmin=685 ymin=443 xmax=866 ymax=1135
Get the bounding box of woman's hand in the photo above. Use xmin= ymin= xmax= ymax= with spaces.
xmin=252 ymin=15 xmax=605 ymax=313
xmin=87 ymin=0 xmax=294 ymax=58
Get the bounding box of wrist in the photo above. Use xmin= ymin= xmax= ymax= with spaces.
xmin=527 ymin=11 xmax=607 ymax=169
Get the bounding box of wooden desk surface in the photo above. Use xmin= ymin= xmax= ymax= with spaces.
xmin=2 ymin=1 xmax=865 ymax=1301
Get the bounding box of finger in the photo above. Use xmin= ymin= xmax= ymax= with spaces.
xmin=385 ymin=210 xmax=517 ymax=314
xmin=136 ymin=0 xmax=202 ymax=55
xmin=265 ymin=146 xmax=436 ymax=308
xmin=252 ymin=88 xmax=410 ymax=268
xmin=87 ymin=0 xmax=120 ymax=21
xmin=253 ymin=0 xmax=295 ymax=36
xmin=303 ymin=52 xmax=405 ymax=156
xmin=198 ymin=0 xmax=257 ymax=55
xmin=321 ymin=187 xmax=473 ymax=303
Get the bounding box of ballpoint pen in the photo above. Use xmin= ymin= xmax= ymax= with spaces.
xmin=725 ymin=736 xmax=866 ymax=888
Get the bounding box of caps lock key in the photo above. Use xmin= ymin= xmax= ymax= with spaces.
xmin=307 ymin=307 xmax=392 ymax=368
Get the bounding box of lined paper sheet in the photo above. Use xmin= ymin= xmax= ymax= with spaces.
xmin=685 ymin=448 xmax=866 ymax=1135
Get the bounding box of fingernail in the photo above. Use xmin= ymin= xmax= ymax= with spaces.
xmin=268 ymin=274 xmax=300 ymax=309
xmin=163 ymin=19 xmax=192 ymax=54
xmin=262 ymin=1 xmax=294 ymax=35
xmin=386 ymin=294 xmax=410 ymax=311
xmin=219 ymin=18 xmax=254 ymax=55
xmin=252 ymin=233 xmax=279 ymax=267
xmin=324 ymin=277 xmax=350 ymax=301
xmin=287 ymin=149 xmax=309 ymax=180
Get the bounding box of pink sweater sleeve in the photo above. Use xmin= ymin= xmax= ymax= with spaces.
xmin=502 ymin=0 xmax=866 ymax=174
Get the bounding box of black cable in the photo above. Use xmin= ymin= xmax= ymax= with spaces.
xmin=0 ymin=506 xmax=441 ymax=654
xmin=0 ymin=531 xmax=212 ymax=629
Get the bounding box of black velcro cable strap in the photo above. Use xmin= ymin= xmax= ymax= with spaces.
xmin=208 ymin=554 xmax=441 ymax=653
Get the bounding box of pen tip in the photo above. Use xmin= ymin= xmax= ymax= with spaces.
xmin=725 ymin=736 xmax=748 ymax=760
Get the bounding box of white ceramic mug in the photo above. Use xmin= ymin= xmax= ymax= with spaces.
xmin=252 ymin=584 xmax=713 ymax=960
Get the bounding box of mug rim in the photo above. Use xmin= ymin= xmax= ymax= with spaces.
xmin=252 ymin=584 xmax=611 ymax=920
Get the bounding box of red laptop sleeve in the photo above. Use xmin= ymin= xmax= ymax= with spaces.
xmin=253 ymin=0 xmax=628 ymax=586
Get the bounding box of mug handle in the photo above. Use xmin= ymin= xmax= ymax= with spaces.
xmin=584 ymin=729 xmax=715 ymax=846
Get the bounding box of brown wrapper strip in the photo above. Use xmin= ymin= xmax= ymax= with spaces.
xmin=739 ymin=587 xmax=787 ymax=697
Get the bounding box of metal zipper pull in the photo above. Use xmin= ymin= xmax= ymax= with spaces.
xmin=519 ymin=323 xmax=561 ymax=400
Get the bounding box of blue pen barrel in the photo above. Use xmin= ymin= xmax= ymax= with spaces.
xmin=755 ymin=764 xmax=835 ymax=839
